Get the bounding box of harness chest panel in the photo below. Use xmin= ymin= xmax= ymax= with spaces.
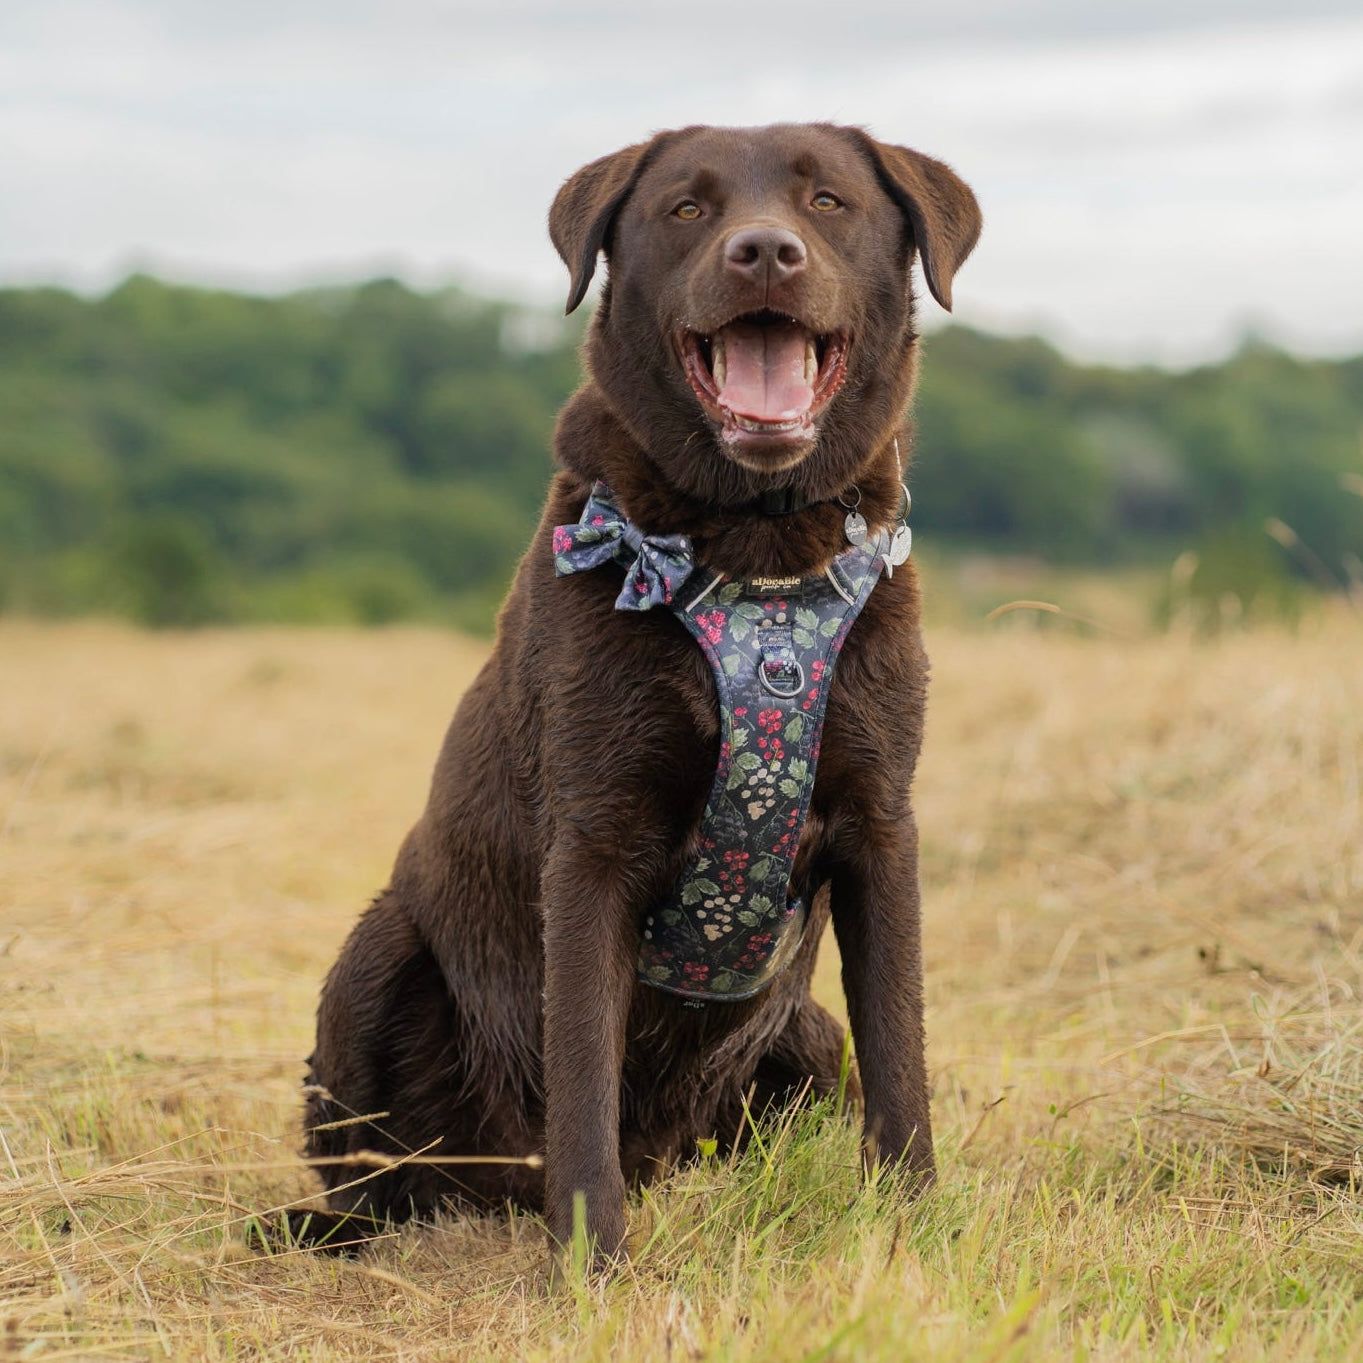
xmin=553 ymin=484 xmax=886 ymax=1003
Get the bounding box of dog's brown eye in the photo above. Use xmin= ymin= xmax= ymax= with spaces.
xmin=674 ymin=202 xmax=703 ymax=221
xmin=811 ymin=192 xmax=842 ymax=212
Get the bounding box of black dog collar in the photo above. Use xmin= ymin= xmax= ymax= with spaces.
xmin=752 ymin=487 xmax=818 ymax=516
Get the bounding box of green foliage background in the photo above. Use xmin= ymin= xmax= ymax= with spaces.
xmin=2 ymin=275 xmax=1360 ymax=629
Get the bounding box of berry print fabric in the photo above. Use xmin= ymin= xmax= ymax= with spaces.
xmin=554 ymin=484 xmax=887 ymax=1003
xmin=552 ymin=485 xmax=696 ymax=610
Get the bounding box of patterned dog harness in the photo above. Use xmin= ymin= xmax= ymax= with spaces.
xmin=553 ymin=483 xmax=888 ymax=1004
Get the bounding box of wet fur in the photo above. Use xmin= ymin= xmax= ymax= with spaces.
xmin=298 ymin=123 xmax=980 ymax=1263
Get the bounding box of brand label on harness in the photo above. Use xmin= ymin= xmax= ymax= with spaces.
xmin=746 ymin=575 xmax=803 ymax=595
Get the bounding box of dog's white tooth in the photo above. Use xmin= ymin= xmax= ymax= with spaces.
xmin=712 ymin=338 xmax=726 ymax=389
xmin=804 ymin=338 xmax=817 ymax=386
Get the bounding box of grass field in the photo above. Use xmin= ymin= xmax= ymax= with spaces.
xmin=3 ymin=602 xmax=1362 ymax=1361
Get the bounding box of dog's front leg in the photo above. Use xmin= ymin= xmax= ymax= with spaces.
xmin=540 ymin=846 xmax=636 ymax=1269
xmin=831 ymin=817 xmax=935 ymax=1187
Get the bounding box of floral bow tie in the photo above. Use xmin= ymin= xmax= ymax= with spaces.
xmin=552 ymin=484 xmax=696 ymax=611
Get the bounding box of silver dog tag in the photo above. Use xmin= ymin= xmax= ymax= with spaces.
xmin=844 ymin=510 xmax=868 ymax=546
xmin=887 ymin=524 xmax=912 ymax=567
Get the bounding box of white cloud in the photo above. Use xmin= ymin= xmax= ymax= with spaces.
xmin=1 ymin=2 xmax=1360 ymax=362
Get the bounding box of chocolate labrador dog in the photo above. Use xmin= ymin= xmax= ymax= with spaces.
xmin=299 ymin=123 xmax=979 ymax=1265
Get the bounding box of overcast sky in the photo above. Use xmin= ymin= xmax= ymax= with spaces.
xmin=3 ymin=0 xmax=1360 ymax=364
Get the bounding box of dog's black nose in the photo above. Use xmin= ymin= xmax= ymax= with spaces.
xmin=724 ymin=226 xmax=807 ymax=283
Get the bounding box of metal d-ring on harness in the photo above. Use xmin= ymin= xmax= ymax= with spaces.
xmin=552 ymin=470 xmax=914 ymax=1005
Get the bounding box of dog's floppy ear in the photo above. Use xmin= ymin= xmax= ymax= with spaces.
xmin=549 ymin=140 xmax=657 ymax=315
xmin=848 ymin=131 xmax=982 ymax=312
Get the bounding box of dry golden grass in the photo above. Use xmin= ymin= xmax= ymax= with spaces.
xmin=3 ymin=604 xmax=1362 ymax=1360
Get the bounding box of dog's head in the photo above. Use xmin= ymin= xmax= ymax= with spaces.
xmin=550 ymin=123 xmax=980 ymax=511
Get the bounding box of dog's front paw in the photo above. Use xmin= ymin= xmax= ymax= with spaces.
xmin=862 ymin=1122 xmax=936 ymax=1197
xmin=546 ymin=1189 xmax=630 ymax=1285
xmin=547 ymin=1239 xmax=630 ymax=1290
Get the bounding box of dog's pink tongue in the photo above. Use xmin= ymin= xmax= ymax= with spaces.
xmin=716 ymin=321 xmax=813 ymax=422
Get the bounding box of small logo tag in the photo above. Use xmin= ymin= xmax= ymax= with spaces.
xmin=746 ymin=575 xmax=802 ymax=596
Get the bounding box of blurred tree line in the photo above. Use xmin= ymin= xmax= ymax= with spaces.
xmin=1 ymin=274 xmax=1360 ymax=629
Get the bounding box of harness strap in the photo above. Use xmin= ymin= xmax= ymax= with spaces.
xmin=553 ymin=483 xmax=887 ymax=1005
xmin=637 ymin=540 xmax=884 ymax=1001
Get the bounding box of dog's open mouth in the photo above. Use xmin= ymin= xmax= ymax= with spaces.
xmin=682 ymin=312 xmax=849 ymax=448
